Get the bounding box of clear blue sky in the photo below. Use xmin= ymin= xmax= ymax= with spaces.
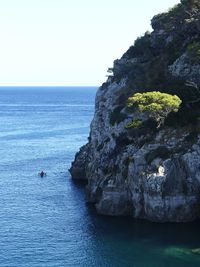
xmin=0 ymin=0 xmax=180 ymax=86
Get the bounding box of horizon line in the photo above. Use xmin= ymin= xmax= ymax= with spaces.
xmin=0 ymin=85 xmax=99 ymax=87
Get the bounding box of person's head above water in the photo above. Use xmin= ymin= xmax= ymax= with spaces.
xmin=39 ymin=171 xmax=46 ymax=177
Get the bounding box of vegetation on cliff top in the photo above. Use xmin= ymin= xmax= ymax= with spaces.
xmin=108 ymin=0 xmax=200 ymax=129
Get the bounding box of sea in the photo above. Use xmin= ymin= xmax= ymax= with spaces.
xmin=0 ymin=86 xmax=200 ymax=267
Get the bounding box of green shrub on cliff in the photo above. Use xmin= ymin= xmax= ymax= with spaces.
xmin=124 ymin=32 xmax=151 ymax=59
xmin=181 ymin=0 xmax=200 ymax=8
xmin=110 ymin=106 xmax=127 ymax=125
xmin=127 ymin=91 xmax=182 ymax=128
xmin=168 ymin=3 xmax=182 ymax=15
xmin=187 ymin=42 xmax=200 ymax=61
xmin=125 ymin=119 xmax=143 ymax=129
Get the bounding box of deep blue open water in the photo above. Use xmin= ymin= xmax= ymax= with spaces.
xmin=0 ymin=86 xmax=200 ymax=267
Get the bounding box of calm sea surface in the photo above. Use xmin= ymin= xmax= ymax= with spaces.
xmin=0 ymin=87 xmax=200 ymax=267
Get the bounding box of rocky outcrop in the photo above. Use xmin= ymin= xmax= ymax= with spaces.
xmin=169 ymin=53 xmax=200 ymax=84
xmin=69 ymin=144 xmax=90 ymax=180
xmin=70 ymin=0 xmax=200 ymax=222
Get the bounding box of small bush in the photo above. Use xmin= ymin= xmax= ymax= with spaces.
xmin=124 ymin=33 xmax=151 ymax=58
xmin=168 ymin=4 xmax=182 ymax=15
xmin=187 ymin=42 xmax=200 ymax=61
xmin=181 ymin=0 xmax=200 ymax=8
xmin=110 ymin=106 xmax=127 ymax=125
xmin=125 ymin=119 xmax=143 ymax=129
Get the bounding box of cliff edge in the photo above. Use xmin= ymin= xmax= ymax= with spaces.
xmin=70 ymin=0 xmax=200 ymax=222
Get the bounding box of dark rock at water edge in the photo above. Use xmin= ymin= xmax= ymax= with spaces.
xmin=69 ymin=144 xmax=90 ymax=180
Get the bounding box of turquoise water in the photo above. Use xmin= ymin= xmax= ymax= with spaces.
xmin=0 ymin=87 xmax=200 ymax=267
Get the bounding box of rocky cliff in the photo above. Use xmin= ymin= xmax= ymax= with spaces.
xmin=70 ymin=0 xmax=200 ymax=222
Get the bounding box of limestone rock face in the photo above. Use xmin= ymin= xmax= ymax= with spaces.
xmin=70 ymin=0 xmax=200 ymax=222
xmin=169 ymin=53 xmax=200 ymax=85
